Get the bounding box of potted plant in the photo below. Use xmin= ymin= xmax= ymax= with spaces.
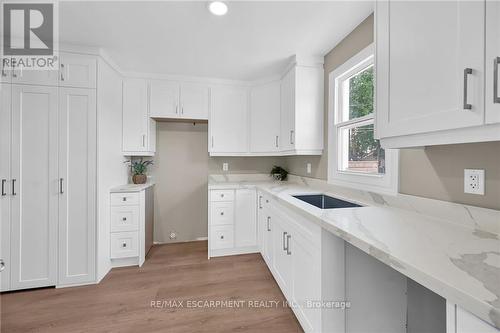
xmin=270 ymin=165 xmax=288 ymax=181
xmin=125 ymin=158 xmax=154 ymax=184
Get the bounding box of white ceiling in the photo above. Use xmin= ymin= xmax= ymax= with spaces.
xmin=60 ymin=1 xmax=374 ymax=81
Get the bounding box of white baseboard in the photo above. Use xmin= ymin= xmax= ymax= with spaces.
xmin=110 ymin=257 xmax=139 ymax=268
xmin=153 ymin=238 xmax=208 ymax=245
xmin=56 ymin=281 xmax=97 ymax=289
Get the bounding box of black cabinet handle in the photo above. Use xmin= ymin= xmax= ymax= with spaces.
xmin=11 ymin=179 xmax=16 ymax=196
xmin=1 ymin=179 xmax=6 ymax=196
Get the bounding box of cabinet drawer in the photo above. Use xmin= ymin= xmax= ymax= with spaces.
xmin=210 ymin=202 xmax=234 ymax=226
xmin=110 ymin=192 xmax=139 ymax=206
xmin=110 ymin=232 xmax=139 ymax=258
xmin=210 ymin=190 xmax=234 ymax=202
xmin=210 ymin=225 xmax=234 ymax=250
xmin=111 ymin=206 xmax=139 ymax=232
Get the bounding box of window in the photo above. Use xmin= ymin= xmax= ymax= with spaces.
xmin=328 ymin=44 xmax=398 ymax=194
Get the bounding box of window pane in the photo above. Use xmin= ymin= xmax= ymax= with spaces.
xmin=344 ymin=66 xmax=374 ymax=121
xmin=339 ymin=124 xmax=385 ymax=174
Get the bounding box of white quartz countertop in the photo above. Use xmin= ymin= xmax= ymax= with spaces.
xmin=208 ymin=175 xmax=500 ymax=328
xmin=110 ymin=183 xmax=155 ymax=193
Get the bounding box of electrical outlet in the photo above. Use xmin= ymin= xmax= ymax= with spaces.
xmin=169 ymin=231 xmax=177 ymax=240
xmin=306 ymin=163 xmax=312 ymax=174
xmin=464 ymin=169 xmax=485 ymax=195
xmin=222 ymin=162 xmax=229 ymax=171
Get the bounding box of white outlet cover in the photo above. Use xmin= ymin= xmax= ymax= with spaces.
xmin=464 ymin=169 xmax=485 ymax=195
xmin=222 ymin=162 xmax=229 ymax=171
xmin=306 ymin=163 xmax=312 ymax=174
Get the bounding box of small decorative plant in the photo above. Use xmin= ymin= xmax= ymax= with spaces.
xmin=124 ymin=158 xmax=154 ymax=184
xmin=270 ymin=165 xmax=288 ymax=181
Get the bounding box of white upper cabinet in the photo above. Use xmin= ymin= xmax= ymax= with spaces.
xmin=58 ymin=53 xmax=97 ymax=89
xmin=486 ymin=1 xmax=500 ymax=124
xmin=11 ymin=68 xmax=59 ymax=86
xmin=0 ymin=53 xmax=96 ymax=88
xmin=250 ymin=81 xmax=281 ymax=153
xmin=209 ymin=61 xmax=323 ymax=157
xmin=180 ymin=82 xmax=209 ymax=120
xmin=280 ymin=65 xmax=324 ymax=155
xmin=280 ymin=69 xmax=295 ymax=152
xmin=122 ymin=78 xmax=156 ymax=156
xmin=149 ymin=80 xmax=209 ymax=120
xmin=149 ymin=80 xmax=179 ymax=118
xmin=376 ymin=0 xmax=500 ymax=148
xmin=376 ymin=1 xmax=484 ymax=138
xmin=209 ymin=85 xmax=248 ymax=154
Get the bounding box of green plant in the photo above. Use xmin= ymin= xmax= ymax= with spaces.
xmin=270 ymin=165 xmax=288 ymax=181
xmin=124 ymin=158 xmax=154 ymax=175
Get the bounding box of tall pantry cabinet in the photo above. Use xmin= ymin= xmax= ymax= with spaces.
xmin=0 ymin=52 xmax=97 ymax=291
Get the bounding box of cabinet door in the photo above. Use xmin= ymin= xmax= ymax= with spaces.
xmin=280 ymin=69 xmax=295 ymax=151
xmin=250 ymin=81 xmax=281 ymax=153
xmin=59 ymin=53 xmax=97 ymax=89
xmin=210 ymin=86 xmax=248 ymax=153
xmin=58 ymin=88 xmax=96 ymax=285
xmin=149 ymin=80 xmax=179 ymax=118
xmin=11 ymin=68 xmax=58 ymax=86
xmin=257 ymin=193 xmax=264 ymax=251
xmin=486 ymin=1 xmax=500 ymax=124
xmin=272 ymin=216 xmax=292 ymax=296
xmin=11 ymin=85 xmax=58 ymax=290
xmin=180 ymin=82 xmax=209 ymax=120
xmin=376 ymin=1 xmax=485 ymax=138
xmin=0 ymin=84 xmax=11 ymax=291
xmin=234 ymin=189 xmax=257 ymax=248
xmin=264 ymin=214 xmax=274 ymax=267
xmin=291 ymin=233 xmax=321 ymax=332
xmin=123 ymin=79 xmax=152 ymax=154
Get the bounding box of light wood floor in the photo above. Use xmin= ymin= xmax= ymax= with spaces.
xmin=1 ymin=241 xmax=302 ymax=333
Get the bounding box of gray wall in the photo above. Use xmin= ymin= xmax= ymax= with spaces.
xmin=151 ymin=122 xmax=209 ymax=243
xmin=151 ymin=122 xmax=282 ymax=243
xmin=400 ymin=143 xmax=500 ymax=210
xmin=285 ymin=13 xmax=500 ymax=210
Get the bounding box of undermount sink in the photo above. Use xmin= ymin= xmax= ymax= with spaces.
xmin=292 ymin=194 xmax=361 ymax=209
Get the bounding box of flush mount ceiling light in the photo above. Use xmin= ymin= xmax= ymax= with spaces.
xmin=208 ymin=1 xmax=228 ymax=16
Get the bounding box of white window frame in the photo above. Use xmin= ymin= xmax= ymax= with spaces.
xmin=328 ymin=43 xmax=399 ymax=195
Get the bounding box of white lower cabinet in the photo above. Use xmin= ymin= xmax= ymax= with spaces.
xmin=208 ymin=188 xmax=258 ymax=257
xmin=210 ymin=225 xmax=234 ymax=250
xmin=109 ymin=187 xmax=154 ymax=267
xmin=256 ymin=190 xmax=343 ymax=333
xmin=234 ymin=189 xmax=257 ymax=247
xmin=272 ymin=215 xmax=293 ymax=294
xmin=447 ymin=302 xmax=499 ymax=333
xmin=110 ymin=232 xmax=139 ymax=259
